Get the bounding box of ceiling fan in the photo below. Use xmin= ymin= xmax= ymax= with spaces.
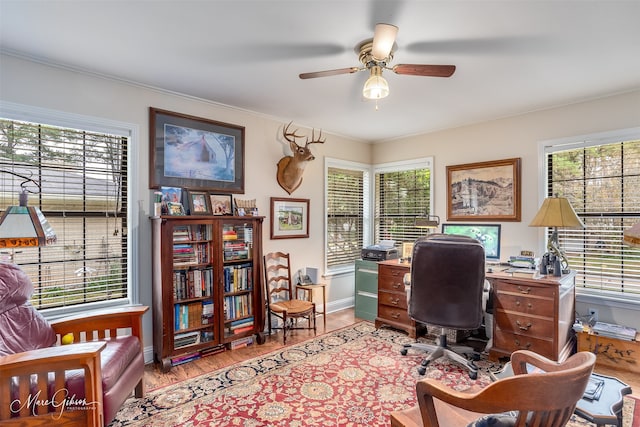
xmin=299 ymin=23 xmax=456 ymax=100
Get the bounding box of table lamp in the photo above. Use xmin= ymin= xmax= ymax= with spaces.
xmin=415 ymin=214 xmax=440 ymax=230
xmin=529 ymin=194 xmax=584 ymax=274
xmin=0 ymin=169 xmax=57 ymax=249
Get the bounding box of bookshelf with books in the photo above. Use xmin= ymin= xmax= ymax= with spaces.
xmin=221 ymin=222 xmax=261 ymax=342
xmin=152 ymin=216 xmax=265 ymax=372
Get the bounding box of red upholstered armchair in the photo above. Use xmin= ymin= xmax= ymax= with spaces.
xmin=0 ymin=262 xmax=148 ymax=426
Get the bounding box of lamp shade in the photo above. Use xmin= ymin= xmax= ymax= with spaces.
xmin=0 ymin=191 xmax=57 ymax=248
xmin=362 ymin=66 xmax=389 ymax=100
xmin=529 ymin=196 xmax=585 ymax=228
xmin=624 ymin=222 xmax=640 ymax=247
xmin=415 ymin=215 xmax=440 ymax=229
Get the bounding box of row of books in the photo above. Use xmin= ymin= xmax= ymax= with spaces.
xmin=173 ymin=224 xmax=212 ymax=242
xmin=224 ymin=250 xmax=250 ymax=262
xmin=226 ymin=316 xmax=255 ymax=336
xmin=171 ymin=341 xmax=224 ymax=365
xmin=591 ymin=321 xmax=637 ymax=341
xmin=173 ymin=267 xmax=214 ymax=300
xmin=173 ymin=331 xmax=200 ymax=349
xmin=223 ymin=264 xmax=253 ymax=293
xmin=174 ymin=300 xmax=214 ymax=331
xmin=223 ymin=294 xmax=252 ymax=321
xmin=173 ymin=242 xmax=210 ymax=266
xmin=228 ymin=335 xmax=254 ymax=350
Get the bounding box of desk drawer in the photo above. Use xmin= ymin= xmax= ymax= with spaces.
xmin=494 ymin=310 xmax=554 ymax=338
xmin=378 ymin=271 xmax=406 ymax=293
xmin=494 ymin=280 xmax=556 ymax=299
xmin=494 ymin=328 xmax=554 ymax=359
xmin=378 ymin=304 xmax=412 ymax=325
xmin=495 ymin=294 xmax=554 ymax=317
xmin=378 ymin=289 xmax=408 ymax=310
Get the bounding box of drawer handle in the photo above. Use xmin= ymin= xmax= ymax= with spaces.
xmin=389 ymin=297 xmax=400 ymax=306
xmin=517 ymin=286 xmax=532 ymax=294
xmin=516 ymin=320 xmax=532 ymax=331
xmin=514 ymin=339 xmax=532 ymax=349
xmin=392 ymin=282 xmax=403 ymax=290
xmin=515 ymin=301 xmax=533 ymax=309
xmin=390 ymin=312 xmax=401 ymax=320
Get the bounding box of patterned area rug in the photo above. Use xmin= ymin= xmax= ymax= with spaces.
xmin=111 ymin=322 xmax=596 ymax=426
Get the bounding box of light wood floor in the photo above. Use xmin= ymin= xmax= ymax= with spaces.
xmin=144 ymin=308 xmax=357 ymax=390
xmin=143 ymin=308 xmax=638 ymax=395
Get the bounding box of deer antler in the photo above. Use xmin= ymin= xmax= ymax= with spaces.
xmin=306 ymin=128 xmax=326 ymax=146
xmin=283 ymin=122 xmax=325 ymax=146
xmin=283 ymin=121 xmax=307 ymax=145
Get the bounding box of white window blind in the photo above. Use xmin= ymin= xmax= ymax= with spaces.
xmin=326 ymin=166 xmax=365 ymax=269
xmin=545 ymin=134 xmax=640 ymax=298
xmin=0 ymin=118 xmax=129 ymax=310
xmin=374 ymin=159 xmax=433 ymax=248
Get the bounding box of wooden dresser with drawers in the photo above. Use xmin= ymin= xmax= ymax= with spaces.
xmin=487 ymin=270 xmax=576 ymax=361
xmin=374 ymin=260 xmax=417 ymax=338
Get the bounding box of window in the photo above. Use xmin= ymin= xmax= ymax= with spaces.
xmin=325 ymin=158 xmax=369 ymax=273
xmin=0 ymin=103 xmax=137 ymax=315
xmin=543 ymin=128 xmax=640 ymax=300
xmin=374 ymin=158 xmax=434 ymax=247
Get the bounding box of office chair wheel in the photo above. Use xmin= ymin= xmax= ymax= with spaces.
xmin=468 ymin=370 xmax=478 ymax=380
xmin=400 ymin=348 xmax=408 ymax=356
xmin=418 ymin=366 xmax=427 ymax=375
xmin=470 ymin=352 xmax=481 ymax=361
xmin=421 ymin=359 xmax=430 ymax=367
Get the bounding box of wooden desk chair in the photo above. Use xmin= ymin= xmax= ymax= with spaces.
xmin=263 ymin=251 xmax=316 ymax=344
xmin=391 ymin=350 xmax=596 ymax=427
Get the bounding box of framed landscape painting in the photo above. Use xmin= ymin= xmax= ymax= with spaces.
xmin=446 ymin=158 xmax=521 ymax=221
xmin=270 ymin=197 xmax=309 ymax=239
xmin=149 ymin=107 xmax=245 ymax=193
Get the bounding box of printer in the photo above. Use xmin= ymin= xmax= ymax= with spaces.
xmin=361 ymin=240 xmax=399 ymax=261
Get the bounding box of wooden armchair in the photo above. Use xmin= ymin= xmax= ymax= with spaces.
xmin=0 ymin=263 xmax=148 ymax=427
xmin=391 ymin=350 xmax=596 ymax=427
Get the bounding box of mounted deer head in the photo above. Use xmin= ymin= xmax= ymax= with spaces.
xmin=276 ymin=122 xmax=325 ymax=194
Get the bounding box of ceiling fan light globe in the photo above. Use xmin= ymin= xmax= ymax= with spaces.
xmin=363 ymin=75 xmax=389 ymax=99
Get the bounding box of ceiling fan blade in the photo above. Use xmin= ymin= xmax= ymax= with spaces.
xmin=371 ymin=23 xmax=398 ymax=60
xmin=393 ymin=64 xmax=456 ymax=77
xmin=299 ymin=67 xmax=360 ymax=79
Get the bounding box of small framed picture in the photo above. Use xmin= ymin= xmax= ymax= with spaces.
xmin=189 ymin=191 xmax=211 ymax=215
xmin=270 ymin=197 xmax=309 ymax=239
xmin=159 ymin=186 xmax=183 ymax=215
xmin=210 ymin=194 xmax=233 ymax=215
xmin=167 ymin=201 xmax=186 ymax=216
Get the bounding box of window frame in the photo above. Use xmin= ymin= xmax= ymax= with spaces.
xmin=324 ymin=157 xmax=371 ymax=276
xmin=0 ymin=100 xmax=140 ymax=319
xmin=373 ymin=157 xmax=435 ymax=247
xmin=538 ymin=126 xmax=640 ymax=308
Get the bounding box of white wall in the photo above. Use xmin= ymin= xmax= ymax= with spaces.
xmin=373 ymin=90 xmax=640 ymax=330
xmin=2 ymin=53 xmax=639 ymax=345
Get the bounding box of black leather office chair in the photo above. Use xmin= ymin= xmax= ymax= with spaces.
xmin=400 ymin=233 xmax=485 ymax=379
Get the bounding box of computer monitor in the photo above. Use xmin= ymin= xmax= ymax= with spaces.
xmin=441 ymin=223 xmax=501 ymax=261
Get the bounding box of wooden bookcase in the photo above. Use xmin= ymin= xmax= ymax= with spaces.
xmin=152 ymin=216 xmax=265 ymax=371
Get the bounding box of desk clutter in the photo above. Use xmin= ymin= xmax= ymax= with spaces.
xmin=591 ymin=321 xmax=637 ymax=341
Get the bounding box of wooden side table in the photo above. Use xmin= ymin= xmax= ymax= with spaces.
xmin=296 ymin=283 xmax=327 ymax=328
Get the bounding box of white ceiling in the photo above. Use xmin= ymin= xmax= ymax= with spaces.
xmin=1 ymin=0 xmax=639 ymax=142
